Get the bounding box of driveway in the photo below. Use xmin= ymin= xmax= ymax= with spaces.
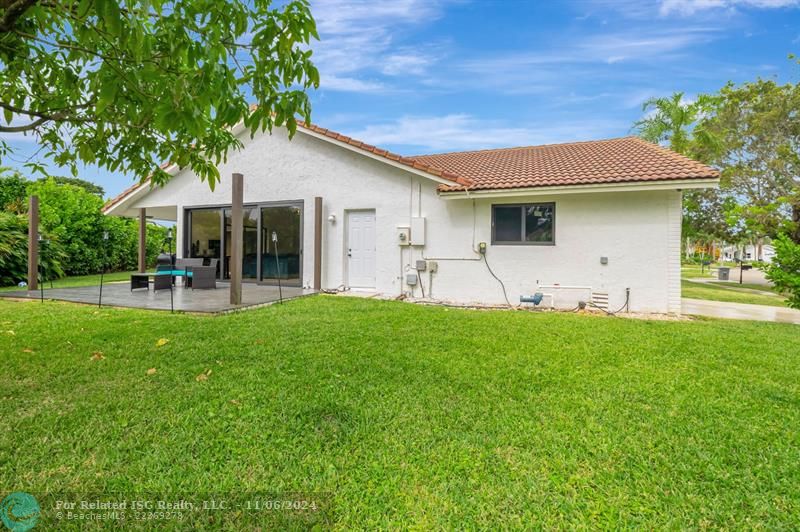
xmin=712 ymin=266 xmax=771 ymax=285
xmin=682 ymin=298 xmax=800 ymax=325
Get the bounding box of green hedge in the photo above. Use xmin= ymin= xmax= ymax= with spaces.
xmin=0 ymin=175 xmax=169 ymax=286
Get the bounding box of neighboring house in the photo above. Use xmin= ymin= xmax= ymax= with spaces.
xmin=722 ymin=243 xmax=775 ymax=263
xmin=103 ymin=122 xmax=719 ymax=313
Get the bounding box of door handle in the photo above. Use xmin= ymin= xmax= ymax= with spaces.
xmin=347 ymin=248 xmax=352 ymax=257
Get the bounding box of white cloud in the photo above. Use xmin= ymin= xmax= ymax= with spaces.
xmin=445 ymin=27 xmax=718 ymax=95
xmin=584 ymin=0 xmax=797 ymax=19
xmin=343 ymin=114 xmax=628 ymax=153
xmin=381 ymin=51 xmax=438 ymax=76
xmin=659 ymin=0 xmax=799 ymax=16
xmin=313 ymin=0 xmax=442 ymax=35
xmin=580 ymin=28 xmax=718 ymax=63
xmin=321 ymin=75 xmax=386 ymax=93
xmin=311 ymin=0 xmax=450 ymax=92
xmin=461 ymin=28 xmax=716 ymax=68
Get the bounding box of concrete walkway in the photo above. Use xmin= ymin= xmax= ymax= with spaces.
xmin=682 ymin=298 xmax=800 ymax=325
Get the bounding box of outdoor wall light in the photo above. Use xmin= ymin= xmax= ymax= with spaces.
xmin=327 ymin=214 xmax=336 ymax=224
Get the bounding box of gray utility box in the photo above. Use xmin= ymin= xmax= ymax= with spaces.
xmin=406 ymin=273 xmax=418 ymax=285
xmin=717 ymin=267 xmax=730 ymax=281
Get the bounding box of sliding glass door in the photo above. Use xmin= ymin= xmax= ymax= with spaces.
xmin=224 ymin=207 xmax=258 ymax=280
xmin=185 ymin=201 xmax=302 ymax=285
xmin=187 ymin=209 xmax=222 ymax=277
xmin=261 ymin=204 xmax=302 ymax=284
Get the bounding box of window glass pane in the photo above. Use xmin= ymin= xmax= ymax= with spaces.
xmin=261 ymin=205 xmax=302 ymax=282
xmin=223 ymin=207 xmax=258 ymax=279
xmin=494 ymin=206 xmax=522 ymax=242
xmin=525 ymin=204 xmax=554 ymax=243
xmin=189 ymin=210 xmax=221 ymax=276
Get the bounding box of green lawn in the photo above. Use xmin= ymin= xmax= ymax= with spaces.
xmin=2 ymin=296 xmax=799 ymax=528
xmin=681 ymin=263 xmax=718 ymax=278
xmin=681 ymin=280 xmax=788 ymax=307
xmin=680 ymin=263 xmax=788 ymax=307
xmin=708 ymin=280 xmax=783 ymax=293
xmin=0 ymin=271 xmax=135 ymax=292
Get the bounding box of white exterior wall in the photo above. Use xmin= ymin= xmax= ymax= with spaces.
xmin=131 ymin=128 xmax=683 ymax=313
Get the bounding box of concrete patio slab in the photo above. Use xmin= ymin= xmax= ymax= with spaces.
xmin=682 ymin=298 xmax=800 ymax=325
xmin=0 ymin=281 xmax=314 ymax=313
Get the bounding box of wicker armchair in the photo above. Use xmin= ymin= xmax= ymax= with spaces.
xmin=154 ymin=264 xmax=172 ymax=291
xmin=176 ymin=258 xmax=204 ymax=271
xmin=190 ymin=266 xmax=217 ymax=290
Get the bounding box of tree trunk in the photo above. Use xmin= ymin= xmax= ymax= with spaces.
xmin=792 ymin=203 xmax=800 ymax=244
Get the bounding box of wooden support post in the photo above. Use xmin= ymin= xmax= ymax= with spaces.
xmin=314 ymin=196 xmax=322 ymax=291
xmin=138 ymin=208 xmax=147 ymax=273
xmin=27 ymin=195 xmax=39 ymax=291
xmin=230 ymin=173 xmax=243 ymax=305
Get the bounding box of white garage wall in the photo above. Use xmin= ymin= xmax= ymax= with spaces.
xmin=132 ymin=127 xmax=681 ymax=313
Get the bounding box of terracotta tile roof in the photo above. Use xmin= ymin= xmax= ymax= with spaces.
xmin=414 ymin=136 xmax=719 ymax=193
xmin=103 ymin=127 xmax=717 ymax=214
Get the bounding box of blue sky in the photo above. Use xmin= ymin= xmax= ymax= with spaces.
xmin=4 ymin=0 xmax=800 ymax=198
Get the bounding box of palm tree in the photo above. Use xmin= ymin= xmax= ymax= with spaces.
xmin=633 ymin=92 xmax=700 ymax=154
xmin=633 ymin=92 xmax=723 ymax=159
xmin=635 ymin=92 xmax=726 ymax=261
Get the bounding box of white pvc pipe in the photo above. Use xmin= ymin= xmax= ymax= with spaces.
xmin=538 ymin=285 xmax=592 ymax=291
xmin=538 ymin=285 xmax=592 ymax=309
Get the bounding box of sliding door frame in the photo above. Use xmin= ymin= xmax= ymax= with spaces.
xmin=184 ymin=200 xmax=304 ymax=285
xmin=258 ymin=200 xmax=304 ymax=287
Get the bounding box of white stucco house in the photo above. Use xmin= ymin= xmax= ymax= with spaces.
xmin=103 ymin=121 xmax=719 ymax=313
xmin=722 ymin=243 xmax=775 ymax=263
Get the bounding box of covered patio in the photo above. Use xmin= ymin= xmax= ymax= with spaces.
xmin=16 ymin=172 xmax=324 ymax=313
xmin=0 ymin=281 xmax=314 ymax=313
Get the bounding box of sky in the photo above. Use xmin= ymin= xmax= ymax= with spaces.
xmin=4 ymin=0 xmax=800 ymax=199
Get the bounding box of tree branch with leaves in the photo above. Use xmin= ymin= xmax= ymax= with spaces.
xmin=0 ymin=0 xmax=320 ymax=189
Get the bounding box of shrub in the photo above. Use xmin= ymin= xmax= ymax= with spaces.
xmin=26 ymin=178 xmax=168 ymax=276
xmin=765 ymin=234 xmax=800 ymax=309
xmin=0 ymin=212 xmax=28 ymax=285
xmin=0 ymin=212 xmax=65 ymax=286
xmin=0 ymin=175 xmax=169 ymax=285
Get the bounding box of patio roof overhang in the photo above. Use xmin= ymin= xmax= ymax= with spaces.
xmin=103 ymin=162 xmax=180 ymax=220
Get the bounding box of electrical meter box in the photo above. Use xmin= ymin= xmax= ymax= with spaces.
xmin=397 ymin=226 xmax=410 ymax=246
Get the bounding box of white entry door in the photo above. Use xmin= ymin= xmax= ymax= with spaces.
xmin=346 ymin=210 xmax=376 ymax=289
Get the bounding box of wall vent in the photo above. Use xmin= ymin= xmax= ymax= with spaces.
xmin=591 ymin=292 xmax=609 ymax=310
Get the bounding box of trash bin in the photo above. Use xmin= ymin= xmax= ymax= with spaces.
xmin=717 ymin=267 xmax=730 ymax=281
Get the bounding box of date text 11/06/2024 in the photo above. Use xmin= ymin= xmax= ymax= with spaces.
xmin=53 ymin=498 xmax=322 ymax=512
